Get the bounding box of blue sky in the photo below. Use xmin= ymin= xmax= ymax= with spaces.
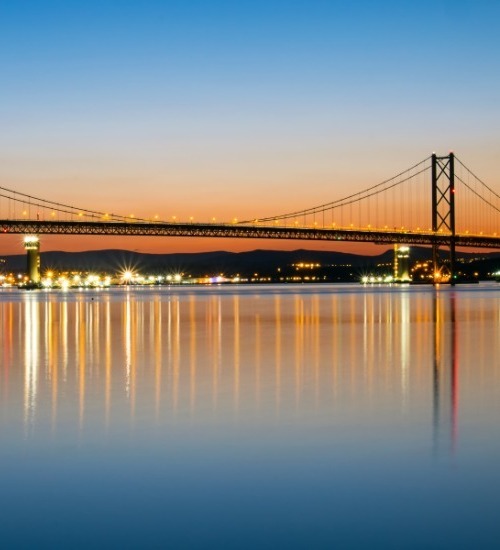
xmin=0 ymin=0 xmax=499 ymax=253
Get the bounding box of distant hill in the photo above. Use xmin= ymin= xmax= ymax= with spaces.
xmin=3 ymin=248 xmax=373 ymax=274
xmin=2 ymin=247 xmax=499 ymax=280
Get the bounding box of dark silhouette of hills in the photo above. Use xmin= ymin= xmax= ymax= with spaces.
xmin=2 ymin=247 xmax=499 ymax=280
xmin=3 ymin=248 xmax=372 ymax=274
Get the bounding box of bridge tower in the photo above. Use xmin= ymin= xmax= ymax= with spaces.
xmin=431 ymin=153 xmax=456 ymax=285
xmin=23 ymin=235 xmax=41 ymax=284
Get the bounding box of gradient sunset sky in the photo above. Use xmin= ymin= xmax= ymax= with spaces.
xmin=1 ymin=0 xmax=499 ymax=255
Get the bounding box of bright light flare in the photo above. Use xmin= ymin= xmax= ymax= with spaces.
xmin=122 ymin=270 xmax=134 ymax=282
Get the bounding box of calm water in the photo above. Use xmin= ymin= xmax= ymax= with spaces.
xmin=1 ymin=283 xmax=499 ymax=548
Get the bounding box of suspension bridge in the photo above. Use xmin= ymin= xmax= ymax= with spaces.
xmin=1 ymin=153 xmax=499 ymax=282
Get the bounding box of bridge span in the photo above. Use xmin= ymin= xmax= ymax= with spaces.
xmin=1 ymin=153 xmax=499 ymax=284
xmin=1 ymin=219 xmax=499 ymax=249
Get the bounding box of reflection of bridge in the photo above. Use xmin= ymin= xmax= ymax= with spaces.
xmin=433 ymin=291 xmax=459 ymax=455
xmin=1 ymin=153 xmax=499 ymax=279
xmin=9 ymin=285 xmax=468 ymax=454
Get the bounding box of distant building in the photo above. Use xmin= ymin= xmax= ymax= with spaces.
xmin=393 ymin=245 xmax=411 ymax=282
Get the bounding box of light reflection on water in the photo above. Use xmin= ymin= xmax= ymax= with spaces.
xmin=0 ymin=284 xmax=499 ymax=548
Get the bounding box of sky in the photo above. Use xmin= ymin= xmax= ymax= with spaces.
xmin=1 ymin=0 xmax=499 ymax=256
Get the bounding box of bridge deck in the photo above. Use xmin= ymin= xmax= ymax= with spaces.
xmin=1 ymin=219 xmax=499 ymax=249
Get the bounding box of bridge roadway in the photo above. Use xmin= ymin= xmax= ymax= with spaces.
xmin=1 ymin=219 xmax=499 ymax=249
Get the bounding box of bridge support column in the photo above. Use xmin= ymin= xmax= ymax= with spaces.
xmin=394 ymin=244 xmax=411 ymax=282
xmin=23 ymin=235 xmax=41 ymax=284
xmin=431 ymin=153 xmax=456 ymax=285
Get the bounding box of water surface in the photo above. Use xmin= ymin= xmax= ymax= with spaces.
xmin=1 ymin=284 xmax=499 ymax=548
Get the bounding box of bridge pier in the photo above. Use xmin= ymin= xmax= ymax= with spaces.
xmin=393 ymin=245 xmax=411 ymax=281
xmin=23 ymin=235 xmax=41 ymax=284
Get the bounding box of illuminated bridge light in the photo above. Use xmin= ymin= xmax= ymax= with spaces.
xmin=23 ymin=235 xmax=40 ymax=253
xmin=23 ymin=235 xmax=39 ymax=245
